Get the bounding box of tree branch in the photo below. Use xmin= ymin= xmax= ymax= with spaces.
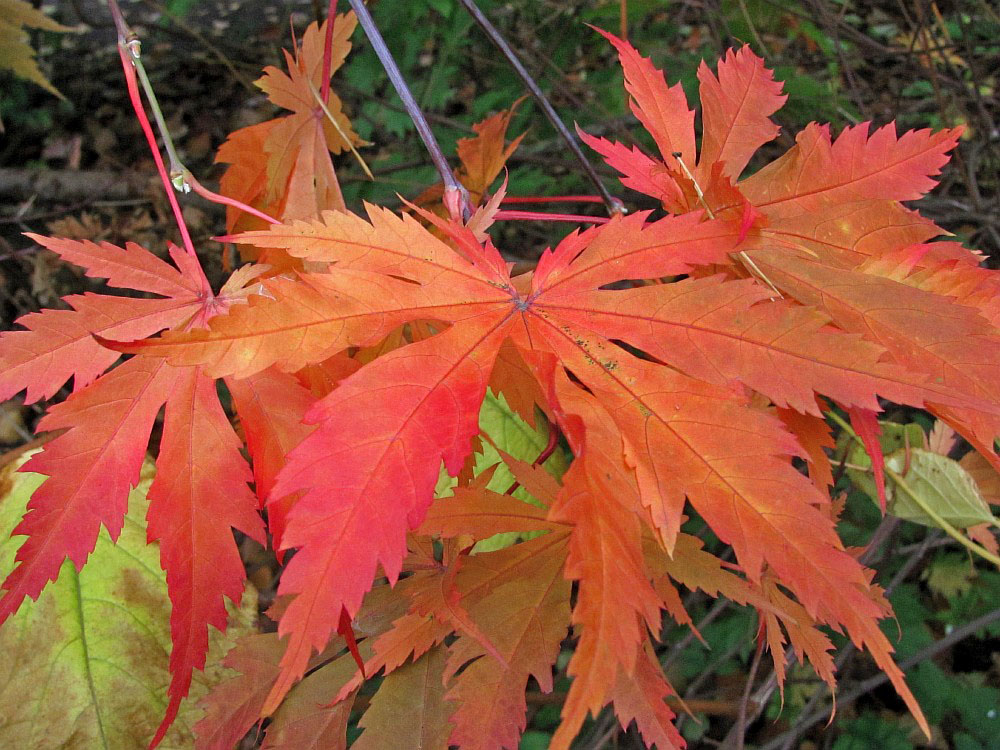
xmin=455 ymin=0 xmax=624 ymax=216
xmin=347 ymin=0 xmax=470 ymax=221
xmin=760 ymin=605 xmax=1000 ymax=750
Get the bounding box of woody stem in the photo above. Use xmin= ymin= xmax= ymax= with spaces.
xmin=456 ymin=0 xmax=623 ymax=216
xmin=108 ymin=0 xmax=202 ymax=269
xmin=347 ymin=0 xmax=470 ymax=221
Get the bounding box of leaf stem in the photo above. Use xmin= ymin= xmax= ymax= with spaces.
xmin=494 ymin=209 xmax=610 ymax=224
xmin=111 ymin=0 xmax=279 ymax=241
xmin=505 ymin=422 xmax=561 ymax=496
xmin=182 ymin=171 xmax=280 ymax=226
xmin=672 ymin=151 xmax=781 ymax=299
xmin=501 ymin=194 xmax=605 ymax=205
xmin=303 ymin=74 xmax=374 ymax=179
xmin=109 ymin=1 xmax=185 ymax=188
xmin=456 ymin=0 xmax=624 ymax=217
xmin=346 ymin=0 xmax=470 ymax=221
xmin=319 ymin=0 xmax=337 ymax=103
xmin=108 ymin=0 xmax=202 ymax=269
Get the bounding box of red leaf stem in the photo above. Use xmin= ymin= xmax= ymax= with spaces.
xmin=501 ymin=194 xmax=606 ymax=205
xmin=494 ymin=209 xmax=610 ymax=224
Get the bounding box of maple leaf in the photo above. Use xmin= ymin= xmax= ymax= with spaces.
xmin=583 ymin=29 xmax=1000 ymax=471
xmin=418 ymin=489 xmax=570 ymax=750
xmin=541 ymin=368 xmax=664 ymax=748
xmin=0 ymin=0 xmax=73 ymax=98
xmin=352 ymin=646 xmax=452 ymax=750
xmin=227 ymin=367 xmax=316 ymax=556
xmin=414 ymin=103 xmax=526 ymax=215
xmin=216 ymin=120 xmax=280 ymax=237
xmin=582 ymin=30 xmax=960 ymax=239
xmin=255 ymin=14 xmax=365 ymax=221
xmin=0 ymin=237 xmax=269 ymax=748
xmin=194 ymin=633 xmax=285 ymax=750
xmin=0 ymin=235 xmax=208 ymax=403
xmin=260 ymin=647 xmax=361 ymax=750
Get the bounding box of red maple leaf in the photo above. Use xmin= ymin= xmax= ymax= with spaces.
xmin=0 ymin=237 xmax=266 ymax=746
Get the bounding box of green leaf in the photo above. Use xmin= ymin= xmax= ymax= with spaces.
xmin=956 ymin=684 xmax=1000 ymax=747
xmin=832 ymin=714 xmax=913 ymax=750
xmin=844 ymin=421 xmax=925 ymax=503
xmin=906 ymin=661 xmax=952 ymax=725
xmin=886 ymin=449 xmax=997 ymax=529
xmin=476 ymin=390 xmax=568 ymax=498
xmin=0 ymin=453 xmax=257 ymax=750
xmin=884 ymin=583 xmax=934 ymax=660
xmin=352 ymin=646 xmax=451 ymax=750
xmin=922 ymin=552 xmax=976 ymax=600
xmin=460 ymin=390 xmax=569 ymax=553
xmin=519 ymin=729 xmax=551 ymax=750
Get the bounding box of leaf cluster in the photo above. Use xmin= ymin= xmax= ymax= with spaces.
xmin=1 ymin=7 xmax=1000 ymax=750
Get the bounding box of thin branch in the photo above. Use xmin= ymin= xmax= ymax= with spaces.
xmin=730 ymin=635 xmax=766 ymax=750
xmin=501 ymin=194 xmax=605 ymax=205
xmin=346 ymin=0 xmax=470 ymax=221
xmin=455 ymin=0 xmax=624 ymax=216
xmin=107 ymin=0 xmax=201 ymax=267
xmin=716 ymin=511 xmax=904 ymax=749
xmin=760 ymin=605 xmax=1000 ymax=750
xmin=493 ymin=209 xmax=609 ymax=225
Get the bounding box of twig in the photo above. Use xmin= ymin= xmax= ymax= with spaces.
xmin=455 ymin=0 xmax=624 ymax=217
xmin=715 ymin=511 xmax=904 ymax=749
xmin=346 ymin=0 xmax=470 ymax=221
xmin=677 ymin=637 xmax=748 ymax=734
xmin=108 ymin=0 xmax=200 ymax=266
xmin=736 ymin=0 xmax=771 ymax=56
xmin=760 ymin=605 xmax=1000 ymax=750
xmin=108 ymin=1 xmax=279 ymax=236
xmin=0 ymin=168 xmax=149 ymax=203
xmin=493 ymin=209 xmax=609 ymax=225
xmin=729 ymin=635 xmax=766 ymax=750
xmin=662 ymin=597 xmax=732 ymax=672
xmin=501 ymin=194 xmax=605 ymax=205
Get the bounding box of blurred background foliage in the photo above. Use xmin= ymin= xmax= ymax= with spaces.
xmin=1 ymin=1 xmax=999 ymax=748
